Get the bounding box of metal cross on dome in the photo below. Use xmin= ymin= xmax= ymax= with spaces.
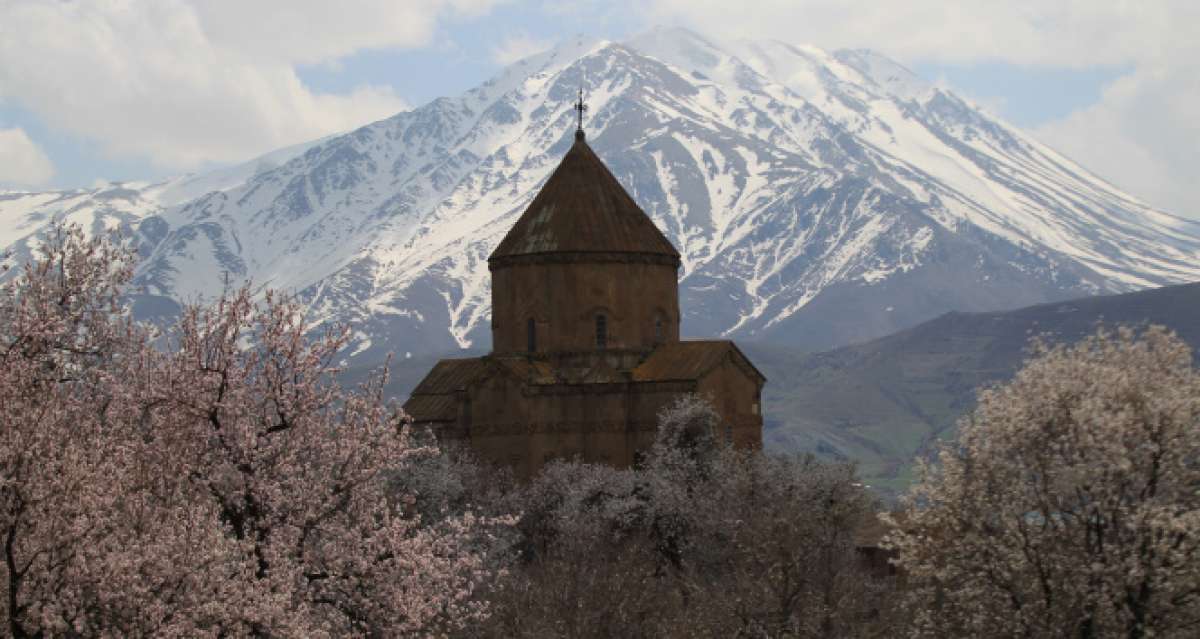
xmin=573 ymin=87 xmax=589 ymax=136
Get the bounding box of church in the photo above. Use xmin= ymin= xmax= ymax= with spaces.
xmin=404 ymin=119 xmax=765 ymax=478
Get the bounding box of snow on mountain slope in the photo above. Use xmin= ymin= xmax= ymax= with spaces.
xmin=4 ymin=28 xmax=1199 ymax=360
xmin=0 ymin=137 xmax=325 ymax=270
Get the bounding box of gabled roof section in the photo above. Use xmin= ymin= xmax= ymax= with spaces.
xmin=633 ymin=340 xmax=766 ymax=384
xmin=403 ymin=394 xmax=459 ymax=423
xmin=489 ymin=135 xmax=680 ymax=262
xmin=404 ymin=357 xmax=486 ymax=425
xmin=408 ymin=358 xmax=488 ymax=395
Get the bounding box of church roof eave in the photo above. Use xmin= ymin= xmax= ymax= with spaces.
xmin=487 ymin=249 xmax=680 ymax=269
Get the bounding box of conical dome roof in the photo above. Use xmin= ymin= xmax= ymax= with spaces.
xmin=489 ymin=134 xmax=680 ymax=264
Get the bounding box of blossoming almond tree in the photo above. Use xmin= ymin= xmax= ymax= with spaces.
xmin=143 ymin=287 xmax=496 ymax=635
xmin=0 ymin=227 xmax=220 ymax=635
xmin=887 ymin=326 xmax=1200 ymax=638
xmin=1 ymin=226 xmax=499 ymax=636
xmin=486 ymin=395 xmax=891 ymax=637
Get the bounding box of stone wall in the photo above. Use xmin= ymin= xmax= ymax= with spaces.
xmin=490 ymin=255 xmax=680 ymax=355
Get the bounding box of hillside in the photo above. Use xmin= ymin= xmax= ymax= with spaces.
xmin=754 ymin=281 xmax=1200 ymax=496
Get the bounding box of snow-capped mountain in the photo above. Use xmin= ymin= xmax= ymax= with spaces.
xmin=4 ymin=28 xmax=1200 ymax=360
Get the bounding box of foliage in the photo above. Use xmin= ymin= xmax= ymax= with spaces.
xmin=0 ymin=226 xmax=500 ymax=636
xmin=0 ymin=225 xmax=903 ymax=637
xmin=887 ymin=326 xmax=1200 ymax=638
xmin=482 ymin=395 xmax=896 ymax=638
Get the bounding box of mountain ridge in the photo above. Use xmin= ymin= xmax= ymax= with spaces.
xmin=2 ymin=28 xmax=1198 ymax=362
xmin=752 ymin=279 xmax=1200 ymax=497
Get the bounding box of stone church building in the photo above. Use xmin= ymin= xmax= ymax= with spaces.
xmin=404 ymin=127 xmax=764 ymax=477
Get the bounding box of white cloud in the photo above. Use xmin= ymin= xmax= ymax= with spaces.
xmin=1035 ymin=62 xmax=1200 ymax=218
xmin=632 ymin=1 xmax=1195 ymax=69
xmin=191 ymin=0 xmax=498 ymax=66
xmin=0 ymin=0 xmax=498 ymax=171
xmin=0 ymin=128 xmax=54 ymax=187
xmin=491 ymin=33 xmax=555 ymax=66
xmin=624 ymin=0 xmax=1199 ymax=217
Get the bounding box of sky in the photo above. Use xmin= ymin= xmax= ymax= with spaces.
xmin=0 ymin=1 xmax=1195 ymax=218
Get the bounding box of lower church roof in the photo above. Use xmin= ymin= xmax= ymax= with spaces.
xmin=631 ymin=340 xmax=764 ymax=383
xmin=409 ymin=358 xmax=488 ymax=395
xmin=402 ymin=394 xmax=459 ymax=423
xmin=403 ymin=340 xmax=765 ymax=425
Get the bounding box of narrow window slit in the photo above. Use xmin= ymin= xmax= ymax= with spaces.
xmin=595 ymin=314 xmax=607 ymax=349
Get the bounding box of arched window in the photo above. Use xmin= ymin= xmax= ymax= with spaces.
xmin=527 ymin=317 xmax=537 ymax=352
xmin=654 ymin=314 xmax=665 ymax=344
xmin=595 ymin=313 xmax=607 ymax=350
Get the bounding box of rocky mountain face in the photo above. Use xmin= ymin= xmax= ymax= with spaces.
xmin=3 ymin=28 xmax=1199 ymax=361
